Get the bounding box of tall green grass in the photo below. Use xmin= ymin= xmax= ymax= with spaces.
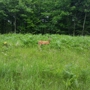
xmin=0 ymin=34 xmax=90 ymax=90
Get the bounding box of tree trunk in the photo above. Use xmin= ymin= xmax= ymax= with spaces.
xmin=82 ymin=13 xmax=86 ymax=35
xmin=13 ymin=16 xmax=16 ymax=33
xmin=1 ymin=19 xmax=5 ymax=34
xmin=12 ymin=21 xmax=14 ymax=32
xmin=73 ymin=21 xmax=75 ymax=36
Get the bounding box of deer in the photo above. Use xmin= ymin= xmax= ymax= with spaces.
xmin=38 ymin=38 xmax=51 ymax=49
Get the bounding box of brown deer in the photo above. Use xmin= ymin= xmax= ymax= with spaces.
xmin=38 ymin=40 xmax=50 ymax=45
xmin=38 ymin=38 xmax=51 ymax=49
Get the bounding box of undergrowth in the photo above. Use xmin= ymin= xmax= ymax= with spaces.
xmin=0 ymin=34 xmax=90 ymax=90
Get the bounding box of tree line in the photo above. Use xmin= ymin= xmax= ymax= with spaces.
xmin=0 ymin=0 xmax=90 ymax=35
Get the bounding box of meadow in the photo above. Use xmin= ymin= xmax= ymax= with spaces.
xmin=0 ymin=34 xmax=90 ymax=90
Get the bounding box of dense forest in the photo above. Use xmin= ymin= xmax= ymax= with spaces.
xmin=0 ymin=0 xmax=90 ymax=35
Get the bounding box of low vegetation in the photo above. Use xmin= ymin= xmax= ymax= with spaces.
xmin=0 ymin=34 xmax=90 ymax=90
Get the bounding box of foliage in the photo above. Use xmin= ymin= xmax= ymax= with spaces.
xmin=0 ymin=34 xmax=90 ymax=90
xmin=0 ymin=0 xmax=90 ymax=35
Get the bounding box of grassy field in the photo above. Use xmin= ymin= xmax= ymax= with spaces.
xmin=0 ymin=34 xmax=90 ymax=90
